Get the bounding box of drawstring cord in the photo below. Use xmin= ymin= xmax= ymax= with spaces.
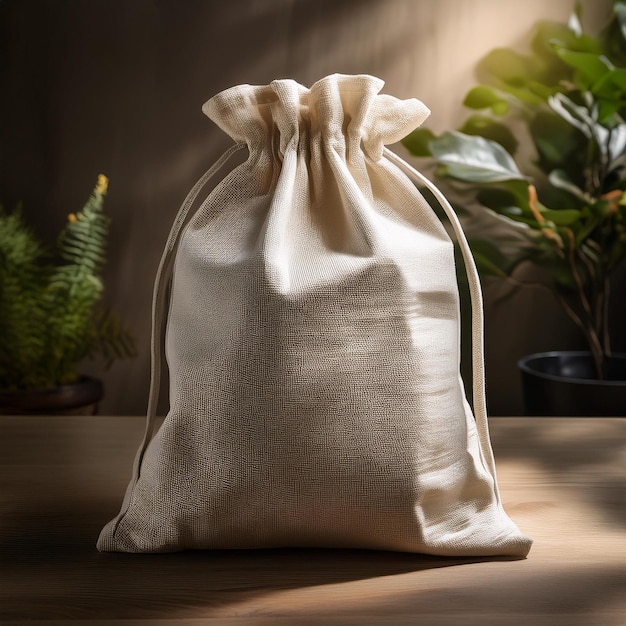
xmin=107 ymin=143 xmax=247 ymax=540
xmin=126 ymin=142 xmax=247 ymax=503
xmin=383 ymin=147 xmax=499 ymax=492
xmin=143 ymin=143 xmax=247 ymax=446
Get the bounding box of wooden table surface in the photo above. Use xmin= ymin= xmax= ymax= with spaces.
xmin=1 ymin=415 xmax=625 ymax=626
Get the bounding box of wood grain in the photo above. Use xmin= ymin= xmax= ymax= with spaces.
xmin=1 ymin=416 xmax=625 ymax=625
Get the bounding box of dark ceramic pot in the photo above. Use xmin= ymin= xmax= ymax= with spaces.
xmin=0 ymin=376 xmax=104 ymax=415
xmin=518 ymin=351 xmax=626 ymax=417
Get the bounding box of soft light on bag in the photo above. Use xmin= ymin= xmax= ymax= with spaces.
xmin=98 ymin=74 xmax=532 ymax=557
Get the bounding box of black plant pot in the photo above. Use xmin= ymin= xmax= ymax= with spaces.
xmin=518 ymin=351 xmax=626 ymax=417
xmin=0 ymin=376 xmax=104 ymax=415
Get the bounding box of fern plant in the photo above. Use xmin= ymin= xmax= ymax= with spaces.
xmin=0 ymin=175 xmax=136 ymax=391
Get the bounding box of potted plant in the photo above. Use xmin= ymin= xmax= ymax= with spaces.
xmin=0 ymin=175 xmax=136 ymax=415
xmin=402 ymin=1 xmax=626 ymax=415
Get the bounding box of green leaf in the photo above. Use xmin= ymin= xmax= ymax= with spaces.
xmin=548 ymin=169 xmax=588 ymax=201
xmin=551 ymin=45 xmax=614 ymax=88
xmin=550 ymin=93 xmax=611 ymax=162
xmin=483 ymin=178 xmax=533 ymax=207
xmin=477 ymin=186 xmax=527 ymax=212
xmin=401 ymin=128 xmax=434 ymax=157
xmin=532 ymin=20 xmax=602 ymax=55
xmin=458 ymin=114 xmax=519 ymax=155
xmin=529 ymin=110 xmax=584 ymax=171
xmin=597 ymin=99 xmax=623 ymax=125
xmin=480 ymin=38 xmax=588 ymax=100
xmin=526 ymin=80 xmax=558 ymax=100
xmin=591 ymin=66 xmax=626 ymax=100
xmin=429 ymin=131 xmax=526 ymax=183
xmin=476 ymin=187 xmax=537 ymax=226
xmin=602 ymin=4 xmax=626 ymax=65
xmin=548 ymin=93 xmax=593 ymax=138
xmin=470 ymin=238 xmax=527 ymax=276
xmin=540 ymin=209 xmax=583 ymax=226
xmin=488 ymin=83 xmax=545 ymax=106
xmin=463 ymin=86 xmax=508 ymax=114
xmin=532 ymin=21 xmax=572 ymax=54
xmin=491 ymin=100 xmax=509 ymax=116
xmin=479 ymin=48 xmax=537 ymax=87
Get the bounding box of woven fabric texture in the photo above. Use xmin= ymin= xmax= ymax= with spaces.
xmin=98 ymin=74 xmax=532 ymax=557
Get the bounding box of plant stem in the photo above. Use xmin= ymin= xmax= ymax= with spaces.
xmin=502 ymin=273 xmax=605 ymax=377
xmin=565 ymin=230 xmax=605 ymax=377
xmin=603 ymin=276 xmax=612 ymax=357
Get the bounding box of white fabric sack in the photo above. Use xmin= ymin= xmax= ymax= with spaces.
xmin=98 ymin=74 xmax=532 ymax=557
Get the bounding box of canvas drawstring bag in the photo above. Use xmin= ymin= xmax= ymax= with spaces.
xmin=98 ymin=74 xmax=532 ymax=557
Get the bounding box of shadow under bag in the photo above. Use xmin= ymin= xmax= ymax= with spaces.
xmin=98 ymin=74 xmax=532 ymax=557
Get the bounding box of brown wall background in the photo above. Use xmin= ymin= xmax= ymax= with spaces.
xmin=0 ymin=0 xmax=619 ymax=416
